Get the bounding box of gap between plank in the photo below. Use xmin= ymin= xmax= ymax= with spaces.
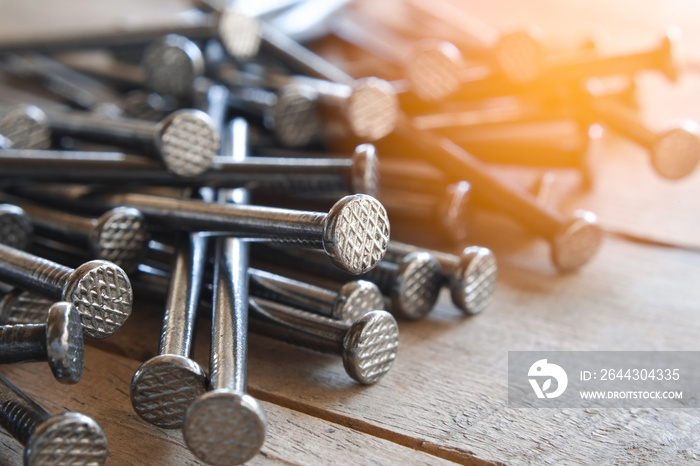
xmin=249 ymin=386 xmax=503 ymax=466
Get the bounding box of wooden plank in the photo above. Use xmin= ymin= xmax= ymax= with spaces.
xmin=0 ymin=346 xmax=464 ymax=466
xmin=242 ymin=237 xmax=700 ymax=465
xmin=69 ymin=233 xmax=700 ymax=465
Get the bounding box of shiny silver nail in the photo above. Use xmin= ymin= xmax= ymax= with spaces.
xmin=249 ymin=297 xmax=399 ymax=384
xmin=0 ymin=104 xmax=220 ymax=177
xmin=0 ymin=203 xmax=33 ymax=250
xmin=130 ymin=232 xmax=208 ymax=429
xmin=0 ymin=302 xmax=83 ymax=384
xmin=84 ymin=191 xmax=389 ymax=275
xmin=0 ymin=244 xmax=132 ymax=339
xmin=253 ymin=246 xmax=440 ymax=320
xmin=4 ymin=196 xmax=148 ymax=274
xmin=0 ymin=289 xmax=55 ymax=325
xmin=141 ymin=34 xmax=205 ymax=97
xmin=0 ymin=373 xmax=108 ymax=466
xmin=249 ymin=268 xmax=384 ymax=322
xmin=0 ymin=145 xmax=377 ymax=195
xmin=385 ymin=241 xmax=498 ymax=315
xmin=183 ymin=117 xmax=267 ymax=466
xmin=1 ymin=53 xmax=125 ymax=116
xmin=551 ymin=28 xmax=681 ymax=83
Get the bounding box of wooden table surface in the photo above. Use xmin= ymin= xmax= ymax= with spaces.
xmin=1 ymin=1 xmax=700 ymax=465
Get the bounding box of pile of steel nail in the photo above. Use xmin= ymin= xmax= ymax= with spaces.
xmin=0 ymin=0 xmax=696 ymax=464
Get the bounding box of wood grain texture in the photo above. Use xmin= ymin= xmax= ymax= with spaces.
xmin=67 ymin=234 xmax=700 ymax=465
xmin=0 ymin=346 xmax=463 ymax=466
xmin=0 ymin=0 xmax=699 ymax=464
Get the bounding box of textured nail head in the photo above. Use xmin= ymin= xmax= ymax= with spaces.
xmin=407 ymin=40 xmax=463 ymax=102
xmin=0 ymin=203 xmax=33 ymax=250
xmin=25 ymin=412 xmax=108 ymax=466
xmin=46 ymin=302 xmax=84 ymax=384
xmin=130 ymin=354 xmax=207 ymax=429
xmin=493 ymin=30 xmax=543 ymax=84
xmin=183 ymin=390 xmax=267 ymax=466
xmin=89 ymin=207 xmax=149 ymax=274
xmin=342 ymin=310 xmax=399 ymax=385
xmin=650 ymin=123 xmax=700 ymax=180
xmin=156 ymin=109 xmax=220 ymax=177
xmin=449 ymin=246 xmax=498 ymax=315
xmin=345 ymin=77 xmax=399 ymax=141
xmin=350 ymin=144 xmax=379 ymax=197
xmin=332 ymin=280 xmax=385 ymax=322
xmin=0 ymin=105 xmax=51 ymax=149
xmin=551 ymin=210 xmax=603 ymax=272
xmin=322 ymin=194 xmax=390 ymax=275
xmin=142 ymin=34 xmax=205 ymax=97
xmin=218 ymin=8 xmax=261 ymax=62
xmin=0 ymin=290 xmax=52 ymax=325
xmin=64 ymin=260 xmax=133 ymax=339
xmin=269 ymin=84 xmax=319 ymax=147
xmin=391 ymin=251 xmax=442 ymax=320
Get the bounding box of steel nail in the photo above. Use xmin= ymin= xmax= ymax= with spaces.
xmin=249 ymin=268 xmax=385 ymax=322
xmin=130 ymin=232 xmax=208 ymax=429
xmin=0 ymin=203 xmax=33 ymax=250
xmin=0 ymin=302 xmax=83 ymax=384
xmin=0 ymin=145 xmax=377 ymax=195
xmin=379 ymin=180 xmax=471 ymax=244
xmin=253 ymin=246 xmax=441 ymax=320
xmin=141 ymin=34 xmax=205 ymax=97
xmin=0 ymin=244 xmax=132 ymax=339
xmin=254 ymin=144 xmax=379 ymax=196
xmin=249 ymin=297 xmax=399 ymax=384
xmin=251 ymin=23 xmax=400 ymax=140
xmin=582 ymin=91 xmax=700 ymax=180
xmin=0 ymin=104 xmax=220 ymax=177
xmin=1 ymin=54 xmax=125 ymax=116
xmin=385 ymin=241 xmax=498 ymax=315
xmin=360 ymin=252 xmax=443 ymax=320
xmin=183 ymin=117 xmax=267 ymax=466
xmin=550 ymin=28 xmax=681 ymax=83
xmin=2 ymin=196 xmax=149 ymax=274
xmin=0 ymin=373 xmax=108 ymax=466
xmin=0 ymin=6 xmax=261 ymax=62
xmin=229 ymin=83 xmax=320 ymax=147
xmin=0 ymin=289 xmax=55 ymax=325
xmin=390 ymin=117 xmax=602 ymax=272
xmin=404 ymin=0 xmax=544 ymax=84
xmin=78 ymin=191 xmax=390 ymax=275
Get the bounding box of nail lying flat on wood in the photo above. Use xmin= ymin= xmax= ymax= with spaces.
xmin=248 ymin=297 xmax=400 ymax=385
xmin=391 ymin=117 xmax=603 ymax=272
xmin=0 ymin=374 xmax=108 ymax=466
xmin=385 ymin=241 xmax=498 ymax=315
